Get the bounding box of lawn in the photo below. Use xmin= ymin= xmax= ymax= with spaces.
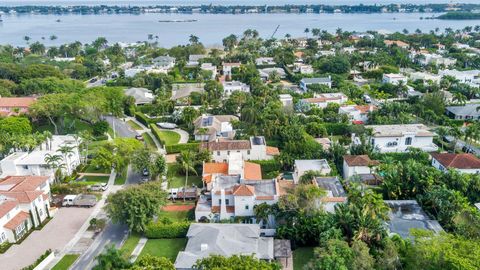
xmin=158 ymin=208 xmax=194 ymax=221
xmin=157 ymin=130 xmax=181 ymax=146
xmin=120 ymin=233 xmax=141 ymax=257
xmin=167 ymin=164 xmax=202 ymax=189
xmin=78 ymin=175 xmax=109 ymax=183
xmin=139 ymin=238 xmax=187 ymax=262
xmin=82 ymin=164 xmax=110 ymax=174
xmin=114 ymin=167 xmax=128 ymax=185
xmin=293 ymin=247 xmax=315 ymax=270
xmin=51 ymin=254 xmax=80 ymax=270
xmin=142 ymin=133 xmax=157 ymax=150
xmin=127 ymin=120 xmax=143 ymax=130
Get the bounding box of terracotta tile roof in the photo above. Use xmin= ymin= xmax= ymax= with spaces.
xmin=0 ymin=175 xmax=49 ymax=192
xmin=266 ymin=146 xmax=280 ymax=156
xmin=211 ymin=206 xmax=235 ymax=213
xmin=344 ymin=155 xmax=380 ymax=167
xmin=294 ymin=51 xmax=304 ymax=58
xmin=0 ymin=200 xmax=18 ymax=218
xmin=0 ymin=191 xmax=43 ymax=203
xmin=4 ymin=211 xmax=30 ymax=230
xmin=203 ymin=174 xmax=213 ymax=183
xmin=243 ymin=162 xmax=262 ymax=180
xmin=0 ymin=97 xmax=36 ymax=108
xmin=354 ymin=105 xmax=377 ymax=114
xmin=233 ymin=184 xmax=255 ymax=196
xmin=431 ymin=153 xmax=480 ymax=169
xmin=203 ymin=163 xmax=229 ymax=175
xmin=384 ymin=40 xmax=409 ymax=47
xmin=200 ymin=140 xmax=251 ymax=151
xmin=278 ymin=180 xmax=295 ymax=196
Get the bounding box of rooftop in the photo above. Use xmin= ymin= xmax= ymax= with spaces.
xmin=200 ymin=140 xmax=251 ymax=151
xmin=430 ymin=153 xmax=480 ymax=169
xmin=446 ymin=104 xmax=480 ymax=117
xmin=301 ymin=77 xmax=331 ymax=84
xmin=0 ymin=97 xmax=36 ymax=108
xmin=314 ymin=177 xmax=346 ymax=197
xmin=367 ymin=124 xmax=434 ymax=137
xmin=295 ymin=159 xmax=331 ymax=172
xmin=343 ymin=155 xmax=380 ymax=167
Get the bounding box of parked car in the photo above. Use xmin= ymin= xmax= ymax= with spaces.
xmin=88 ymin=183 xmax=108 ymax=192
xmin=135 ymin=135 xmax=144 ymax=141
xmin=62 ymin=194 xmax=97 ymax=208
xmin=363 ymin=94 xmax=372 ymax=103
xmin=142 ymin=168 xmax=149 ymax=176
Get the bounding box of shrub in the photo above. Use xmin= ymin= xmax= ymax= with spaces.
xmin=21 ymin=249 xmax=52 ymax=270
xmin=0 ymin=241 xmax=12 ymax=253
xmin=92 ymin=120 xmax=109 ymax=136
xmin=149 ymin=124 xmax=166 ymax=146
xmin=145 ymin=220 xmax=190 ymax=239
xmin=135 ymin=112 xmax=149 ymax=126
xmin=250 ymin=159 xmax=281 ymax=178
xmin=322 ymin=123 xmax=350 ymax=136
xmin=165 ymin=143 xmax=200 ymax=154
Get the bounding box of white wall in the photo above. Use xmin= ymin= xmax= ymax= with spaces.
xmin=343 ymin=161 xmax=372 ymax=179
xmin=432 ymin=158 xmax=480 ymax=174
xmin=234 ymin=196 xmax=255 ymax=216
xmin=372 ymin=135 xmax=436 ymax=153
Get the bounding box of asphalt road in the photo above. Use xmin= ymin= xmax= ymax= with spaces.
xmin=103 ymin=115 xmax=137 ymax=138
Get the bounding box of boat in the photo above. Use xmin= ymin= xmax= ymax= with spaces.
xmin=158 ymin=19 xmax=197 ymax=23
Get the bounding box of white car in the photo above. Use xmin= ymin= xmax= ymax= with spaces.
xmin=88 ymin=183 xmax=108 ymax=192
xmin=156 ymin=122 xmax=177 ymax=129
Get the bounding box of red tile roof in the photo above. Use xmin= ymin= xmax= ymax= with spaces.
xmin=0 ymin=191 xmax=43 ymax=203
xmin=266 ymin=146 xmax=280 ymax=156
xmin=343 ymin=155 xmax=380 ymax=167
xmin=243 ymin=162 xmax=262 ymax=180
xmin=4 ymin=211 xmax=30 ymax=230
xmin=431 ymin=153 xmax=480 ymax=169
xmin=233 ymin=184 xmax=255 ymax=196
xmin=203 ymin=163 xmax=229 ymax=175
xmin=200 ymin=140 xmax=251 ymax=151
xmin=0 ymin=97 xmax=36 ymax=108
xmin=0 ymin=175 xmax=49 ymax=192
xmin=0 ymin=200 xmax=18 ymax=218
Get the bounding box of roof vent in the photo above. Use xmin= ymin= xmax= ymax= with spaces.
xmin=200 ymin=243 xmax=208 ymax=251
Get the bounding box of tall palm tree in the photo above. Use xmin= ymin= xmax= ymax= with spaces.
xmin=436 ymin=126 xmax=449 ymax=152
xmin=57 ymin=145 xmax=75 ymax=175
xmin=79 ymin=131 xmax=93 ymax=164
xmin=176 ymin=151 xmax=197 ymax=202
xmin=44 ymin=153 xmax=64 ymax=183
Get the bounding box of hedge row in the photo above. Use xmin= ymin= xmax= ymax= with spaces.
xmin=149 ymin=124 xmax=167 ymax=146
xmin=322 ymin=123 xmax=350 ymax=136
xmin=166 ymin=143 xmax=200 ymax=154
xmin=250 ymin=159 xmax=282 ymax=174
xmin=135 ymin=112 xmax=150 ymax=126
xmin=21 ymin=249 xmax=52 ymax=270
xmin=145 ymin=221 xmax=191 ymax=239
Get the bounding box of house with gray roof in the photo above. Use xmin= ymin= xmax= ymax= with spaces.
xmin=300 ymin=76 xmax=332 ymax=91
xmin=313 ymin=176 xmax=347 ymax=212
xmin=292 ymin=159 xmax=331 ymax=184
xmin=446 ymin=104 xmax=480 ymax=120
xmin=385 ymin=200 xmax=443 ymax=239
xmin=152 ymin=55 xmax=175 ymax=69
xmin=124 ymin=87 xmax=154 ymax=105
xmin=175 ymin=223 xmax=290 ymax=269
xmin=193 ymin=114 xmax=238 ymax=141
xmin=259 ymin=68 xmax=286 ymax=81
xmin=171 ymin=83 xmax=205 ymax=100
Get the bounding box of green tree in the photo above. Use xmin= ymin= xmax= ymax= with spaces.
xmin=0 ymin=117 xmax=32 ymax=135
xmin=93 ymin=245 xmax=131 ymax=270
xmin=193 ymin=255 xmax=281 ymax=270
xmin=176 ymin=150 xmax=198 ymax=202
xmin=131 ymin=254 xmax=175 ymax=270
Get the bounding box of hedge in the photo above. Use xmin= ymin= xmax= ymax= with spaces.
xmin=150 ymin=124 xmax=167 ymax=146
xmin=145 ymin=221 xmax=191 ymax=239
xmin=166 ymin=143 xmax=200 ymax=154
xmin=135 ymin=112 xmax=150 ymax=127
xmin=322 ymin=123 xmax=350 ymax=136
xmin=250 ymin=159 xmax=282 ymax=176
xmin=21 ymin=249 xmax=52 ymax=270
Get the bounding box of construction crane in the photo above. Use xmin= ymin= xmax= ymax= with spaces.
xmin=271 ymin=25 xmax=280 ymax=39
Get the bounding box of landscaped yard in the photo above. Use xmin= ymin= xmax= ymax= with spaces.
xmin=79 ymin=175 xmax=109 ymax=183
xmin=127 ymin=120 xmax=143 ymax=130
xmin=120 ymin=233 xmax=141 ymax=257
xmin=142 ymin=133 xmax=157 ymax=150
xmin=158 ymin=130 xmax=181 ymax=146
xmin=114 ymin=167 xmax=128 ymax=185
xmin=167 ymin=164 xmax=202 ymax=189
xmin=159 ymin=206 xmax=194 ymax=221
xmin=139 ymin=238 xmax=187 ymax=262
xmin=293 ymin=247 xmax=315 ymax=270
xmin=51 ymin=254 xmax=80 ymax=270
xmin=82 ymin=164 xmax=110 ymax=174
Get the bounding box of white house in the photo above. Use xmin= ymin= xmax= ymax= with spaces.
xmin=200 ymin=63 xmax=217 ymax=79
xmin=430 ymin=153 xmax=480 ymax=174
xmin=439 ymin=69 xmax=480 ymax=87
xmin=222 ymin=81 xmax=250 ymax=96
xmin=382 ymin=73 xmax=407 ymax=85
xmin=0 ymin=175 xmax=51 ymax=244
xmin=193 ymin=115 xmax=238 ymax=142
xmin=222 ymin=62 xmax=241 ymax=78
xmin=446 ymin=104 xmax=480 ymax=120
xmin=411 ymin=52 xmax=457 ymax=67
xmin=408 ymin=71 xmax=442 ymax=85
xmin=342 ymin=155 xmax=380 ymax=179
xmin=300 ymin=77 xmax=332 ymax=91
xmin=313 ymin=177 xmax=347 ymax=213
xmin=124 ymin=87 xmax=154 ymax=105
xmin=299 ymin=93 xmax=348 ymax=109
xmin=200 ymin=136 xmax=279 ymax=162
xmin=292 ymin=159 xmax=331 ymax=184
xmin=152 ymin=55 xmax=175 ymax=69
xmin=339 ymin=105 xmax=377 ymax=123
xmin=259 ymin=68 xmax=286 ymax=81
xmin=0 ymin=135 xmax=81 ymax=180
xmin=279 ymin=94 xmax=293 ymax=109
xmin=255 ymin=57 xmax=276 ymax=66
xmin=187 ymin=54 xmax=206 ymax=66
xmin=362 ymin=124 xmax=438 ymax=153
xmin=293 ymin=63 xmax=314 ymax=74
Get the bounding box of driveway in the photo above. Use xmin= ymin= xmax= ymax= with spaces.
xmin=0 ymin=207 xmax=94 ymax=270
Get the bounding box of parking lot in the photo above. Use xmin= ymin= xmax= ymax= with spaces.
xmin=0 ymin=207 xmax=94 ymax=270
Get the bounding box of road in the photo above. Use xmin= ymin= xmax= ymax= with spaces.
xmin=70 ymin=116 xmax=141 ymax=270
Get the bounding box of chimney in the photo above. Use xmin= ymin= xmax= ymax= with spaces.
xmin=201 ymin=243 xmax=208 ymax=251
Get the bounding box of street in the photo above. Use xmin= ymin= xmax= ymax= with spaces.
xmin=103 ymin=115 xmax=137 ymax=138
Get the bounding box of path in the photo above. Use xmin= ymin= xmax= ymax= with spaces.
xmin=126 ymin=116 xmax=165 ymax=154
xmin=78 ymin=172 xmax=110 ymax=177
xmin=172 ymin=128 xmax=189 ymax=144
xmin=129 ymin=236 xmax=148 ymax=263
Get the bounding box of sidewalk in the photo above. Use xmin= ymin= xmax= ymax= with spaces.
xmin=129 ymin=236 xmax=148 ymax=263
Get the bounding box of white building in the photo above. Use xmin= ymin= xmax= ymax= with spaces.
xmin=408 ymin=71 xmax=442 ymax=85
xmin=362 ymin=124 xmax=438 ymax=153
xmin=222 ymin=62 xmax=241 ymax=78
xmin=279 ymin=94 xmax=293 ymax=109
xmin=430 ymin=153 xmax=480 ymax=174
xmin=0 ymin=135 xmax=81 ymax=181
xmin=411 ymin=52 xmax=457 ymax=67
xmin=193 ymin=115 xmax=238 ymax=142
xmin=222 ymin=81 xmax=250 ymax=96
xmin=439 ymin=69 xmax=480 ymax=87
xmin=152 ymin=55 xmax=175 ymax=69
xmin=342 ymin=155 xmax=380 ymax=179
xmin=200 ymin=63 xmax=217 ymax=79
xmin=313 ymin=177 xmax=347 ymax=213
xmin=299 ymin=93 xmax=348 ymax=109
xmin=124 ymin=87 xmax=154 ymax=105
xmin=292 ymin=159 xmax=331 ymax=184
xmin=293 ymin=63 xmax=314 ymax=74
xmin=339 ymin=105 xmax=376 ymax=123
xmin=187 ymin=54 xmax=206 ymax=66
xmin=200 ymin=136 xmax=279 ymax=162
xmin=300 ymin=77 xmax=332 ymax=91
xmin=382 ymin=73 xmax=407 ymax=85
xmin=255 ymin=57 xmax=276 ymax=66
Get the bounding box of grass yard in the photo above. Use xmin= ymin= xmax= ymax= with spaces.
xmin=114 ymin=168 xmax=127 ymax=185
xmin=167 ymin=164 xmax=202 ymax=189
xmin=139 ymin=238 xmax=187 ymax=262
xmin=127 ymin=120 xmax=144 ymax=130
xmin=82 ymin=164 xmax=110 ymax=174
xmin=79 ymin=175 xmax=109 ymax=183
xmin=158 ymin=208 xmax=194 ymax=221
xmin=158 ymin=130 xmax=181 ymax=146
xmin=142 ymin=133 xmax=157 ymax=150
xmin=120 ymin=233 xmax=141 ymax=257
xmin=293 ymin=247 xmax=315 ymax=270
xmin=51 ymin=254 xmax=80 ymax=270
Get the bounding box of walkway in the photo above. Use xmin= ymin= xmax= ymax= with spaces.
xmin=126 ymin=116 xmax=165 ymax=154
xmin=129 ymin=236 xmax=148 ymax=263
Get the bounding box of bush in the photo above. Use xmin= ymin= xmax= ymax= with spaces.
xmin=135 ymin=112 xmax=149 ymax=126
xmin=145 ymin=220 xmax=190 ymax=239
xmin=250 ymin=159 xmax=282 ymax=178
xmin=21 ymin=249 xmax=52 ymax=270
xmin=165 ymin=143 xmax=200 ymax=154
xmin=92 ymin=120 xmax=109 ymax=136
xmin=150 ymin=124 xmax=166 ymax=146
xmin=322 ymin=123 xmax=350 ymax=136
xmin=0 ymin=241 xmax=12 ymax=253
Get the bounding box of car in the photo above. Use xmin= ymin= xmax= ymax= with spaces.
xmin=88 ymin=183 xmax=108 ymax=192
xmin=142 ymin=168 xmax=149 ymax=176
xmin=135 ymin=135 xmax=144 ymax=141
xmin=89 ymin=78 xmax=97 ymax=83
xmin=156 ymin=122 xmax=177 ymax=129
xmin=363 ymin=94 xmax=372 ymax=103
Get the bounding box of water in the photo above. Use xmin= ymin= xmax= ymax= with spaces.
xmin=1 ymin=12 xmax=479 ymax=47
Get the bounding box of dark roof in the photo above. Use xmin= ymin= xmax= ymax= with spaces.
xmin=200 ymin=140 xmax=251 ymax=151
xmin=274 ymin=239 xmax=292 ymax=258
xmin=343 ymin=155 xmax=380 ymax=167
xmin=430 ymin=153 xmax=480 ymax=169
xmin=314 ymin=177 xmax=346 ymax=197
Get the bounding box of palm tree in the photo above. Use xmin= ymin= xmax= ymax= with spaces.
xmin=79 ymin=131 xmax=93 ymax=164
xmin=176 ymin=151 xmax=197 ymax=202
xmin=453 ymin=92 xmax=467 ymax=106
xmin=57 ymin=145 xmax=75 ymax=175
xmin=436 ymin=127 xmax=449 ymax=151
xmin=189 ymin=35 xmax=199 ymax=45
xmin=44 ymin=153 xmax=64 ymax=183
xmin=304 ymin=28 xmax=310 ymax=38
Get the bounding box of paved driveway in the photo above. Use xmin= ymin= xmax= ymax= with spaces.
xmin=0 ymin=207 xmax=94 ymax=270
